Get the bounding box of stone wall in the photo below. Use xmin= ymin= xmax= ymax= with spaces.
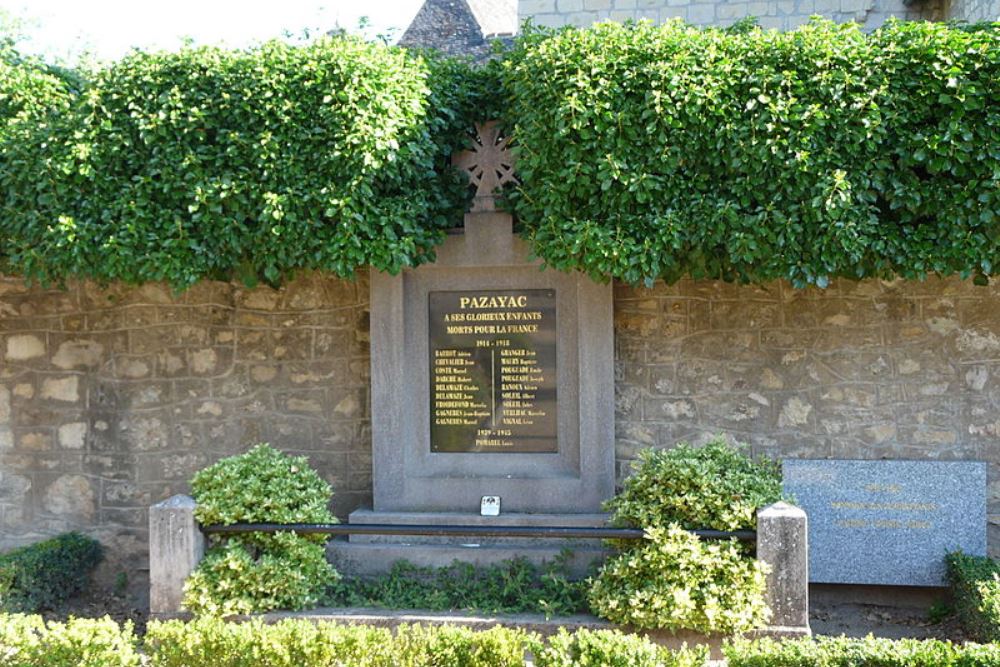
xmin=520 ymin=0 xmax=944 ymax=30
xmin=3 ymin=272 xmax=999 ymax=589
xmin=947 ymin=0 xmax=1000 ymax=20
xmin=614 ymin=276 xmax=1000 ymax=556
xmin=0 ymin=274 xmax=371 ymax=583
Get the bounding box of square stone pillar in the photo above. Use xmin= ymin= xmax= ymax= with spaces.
xmin=757 ymin=502 xmax=811 ymax=637
xmin=149 ymin=494 xmax=204 ymax=616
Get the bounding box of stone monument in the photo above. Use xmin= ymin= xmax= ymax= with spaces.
xmin=327 ymin=122 xmax=615 ymax=574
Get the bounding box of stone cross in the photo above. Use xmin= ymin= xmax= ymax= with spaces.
xmin=451 ymin=121 xmax=516 ymax=213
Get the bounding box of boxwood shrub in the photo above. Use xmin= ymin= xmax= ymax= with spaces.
xmin=0 ymin=532 xmax=103 ymax=613
xmin=946 ymin=551 xmax=1000 ymax=642
xmin=0 ymin=614 xmax=141 ymax=667
xmin=535 ymin=628 xmax=707 ymax=667
xmin=588 ymin=438 xmax=782 ymax=633
xmin=146 ymin=617 xmax=535 ymax=667
xmin=183 ymin=444 xmax=339 ymax=616
xmin=724 ymin=636 xmax=1000 ymax=667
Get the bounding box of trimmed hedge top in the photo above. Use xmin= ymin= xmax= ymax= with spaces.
xmin=1 ymin=19 xmax=998 ymax=289
xmin=504 ymin=18 xmax=1000 ymax=287
xmin=0 ymin=37 xmax=484 ymax=288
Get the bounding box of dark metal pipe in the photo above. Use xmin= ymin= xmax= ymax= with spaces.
xmin=199 ymin=522 xmax=756 ymax=543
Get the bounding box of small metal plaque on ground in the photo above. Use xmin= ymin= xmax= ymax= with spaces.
xmin=783 ymin=459 xmax=987 ymax=587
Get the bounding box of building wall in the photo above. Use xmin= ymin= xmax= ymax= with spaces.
xmin=0 ymin=274 xmax=371 ymax=580
xmin=2 ymin=273 xmax=999 ymax=585
xmin=520 ymin=0 xmax=945 ymax=30
xmin=947 ymin=0 xmax=1000 ymax=20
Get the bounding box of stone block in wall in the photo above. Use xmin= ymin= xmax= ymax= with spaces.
xmin=42 ymin=474 xmax=96 ymax=520
xmin=40 ymin=377 xmax=80 ymax=403
xmin=5 ymin=335 xmax=45 ymax=361
xmin=51 ymin=340 xmax=105 ymax=370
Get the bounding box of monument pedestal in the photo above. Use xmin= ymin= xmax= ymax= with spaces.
xmin=327 ymin=510 xmax=610 ymax=577
xmin=338 ymin=123 xmax=615 ymax=576
xmin=327 ymin=509 xmax=608 ymax=577
xmin=343 ymin=509 xmax=609 ymax=545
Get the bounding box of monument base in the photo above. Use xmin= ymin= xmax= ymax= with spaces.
xmin=326 ymin=509 xmax=611 ymax=577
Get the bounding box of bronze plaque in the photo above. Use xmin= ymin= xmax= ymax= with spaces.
xmin=429 ymin=289 xmax=557 ymax=453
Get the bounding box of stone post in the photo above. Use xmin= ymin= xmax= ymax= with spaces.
xmin=149 ymin=494 xmax=204 ymax=616
xmin=757 ymin=502 xmax=811 ymax=637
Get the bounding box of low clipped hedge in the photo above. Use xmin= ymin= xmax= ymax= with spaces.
xmin=0 ymin=614 xmax=141 ymax=667
xmin=1 ymin=614 xmax=712 ymax=666
xmin=536 ymin=629 xmax=707 ymax=667
xmin=0 ymin=532 xmax=103 ymax=613
xmin=946 ymin=551 xmax=1000 ymax=642
xmin=724 ymin=636 xmax=1000 ymax=667
xmin=11 ymin=614 xmax=1000 ymax=667
xmin=147 ymin=617 xmax=531 ymax=667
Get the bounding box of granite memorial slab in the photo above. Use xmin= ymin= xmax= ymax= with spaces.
xmin=783 ymin=459 xmax=987 ymax=586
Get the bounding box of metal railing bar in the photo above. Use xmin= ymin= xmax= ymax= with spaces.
xmin=199 ymin=522 xmax=756 ymax=542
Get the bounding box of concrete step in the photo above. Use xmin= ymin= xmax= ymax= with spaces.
xmin=344 ymin=509 xmax=612 ymax=547
xmin=326 ymin=539 xmax=609 ymax=578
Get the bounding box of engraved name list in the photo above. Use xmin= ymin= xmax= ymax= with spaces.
xmin=428 ymin=289 xmax=557 ymax=453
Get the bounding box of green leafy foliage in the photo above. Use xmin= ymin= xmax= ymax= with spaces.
xmin=325 ymin=553 xmax=589 ymax=617
xmin=393 ymin=624 xmax=534 ymax=667
xmin=191 ymin=443 xmax=334 ymax=531
xmin=0 ymin=532 xmax=103 ymax=613
xmin=946 ymin=551 xmax=1000 ymax=642
xmin=184 ymin=444 xmax=338 ymax=615
xmin=0 ymin=614 xmax=141 ymax=667
xmin=146 ymin=616 xmax=397 ymax=667
xmin=0 ymin=36 xmax=482 ymax=288
xmin=536 ymin=628 xmax=708 ymax=667
xmin=4 ymin=20 xmax=999 ymax=288
xmin=724 ymin=635 xmax=1000 ymax=667
xmin=183 ymin=534 xmax=336 ymax=617
xmin=502 ymin=19 xmax=1000 ymax=287
xmin=0 ymin=40 xmax=74 ymax=139
xmin=605 ymin=439 xmax=783 ymax=533
xmin=146 ymin=617 xmax=534 ymax=667
xmin=589 ymin=524 xmax=770 ymax=634
xmin=589 ymin=438 xmax=782 ymax=633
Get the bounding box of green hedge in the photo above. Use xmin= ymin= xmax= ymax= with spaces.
xmin=14 ymin=614 xmax=1000 ymax=667
xmin=724 ymin=636 xmax=1000 ymax=667
xmin=184 ymin=444 xmax=339 ymax=616
xmin=0 ymin=532 xmax=103 ymax=613
xmin=3 ymin=20 xmax=999 ymax=289
xmin=503 ymin=18 xmax=1000 ymax=287
xmin=946 ymin=551 xmax=1000 ymax=642
xmin=536 ymin=628 xmax=707 ymax=667
xmin=0 ymin=614 xmax=141 ymax=667
xmin=147 ymin=617 xmax=533 ymax=667
xmin=0 ymin=36 xmax=483 ymax=288
xmin=588 ymin=439 xmax=781 ymax=634
xmin=0 ymin=614 xmax=711 ymax=666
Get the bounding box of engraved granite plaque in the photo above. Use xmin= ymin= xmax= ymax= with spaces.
xmin=783 ymin=459 xmax=987 ymax=586
xmin=429 ymin=289 xmax=557 ymax=453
